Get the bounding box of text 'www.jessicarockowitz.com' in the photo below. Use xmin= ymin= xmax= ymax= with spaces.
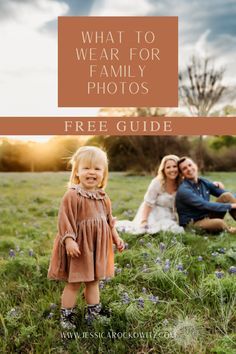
xmin=61 ymin=330 xmax=176 ymax=340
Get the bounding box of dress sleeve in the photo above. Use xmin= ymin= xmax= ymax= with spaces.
xmin=144 ymin=178 xmax=161 ymax=207
xmin=105 ymin=195 xmax=116 ymax=228
xmin=58 ymin=190 xmax=78 ymax=245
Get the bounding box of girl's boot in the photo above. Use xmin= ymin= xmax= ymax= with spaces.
xmin=60 ymin=307 xmax=77 ymax=330
xmin=85 ymin=303 xmax=102 ymax=325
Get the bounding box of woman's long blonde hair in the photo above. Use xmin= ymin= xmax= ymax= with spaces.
xmin=157 ymin=155 xmax=180 ymax=190
xmin=69 ymin=146 xmax=108 ymax=189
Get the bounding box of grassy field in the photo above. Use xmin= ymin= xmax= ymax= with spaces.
xmin=0 ymin=172 xmax=236 ymax=354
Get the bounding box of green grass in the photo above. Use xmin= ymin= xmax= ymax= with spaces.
xmin=0 ymin=172 xmax=236 ymax=353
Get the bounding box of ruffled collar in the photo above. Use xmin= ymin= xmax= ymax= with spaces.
xmin=69 ymin=184 xmax=106 ymax=200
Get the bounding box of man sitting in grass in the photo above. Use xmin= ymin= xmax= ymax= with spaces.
xmin=176 ymin=156 xmax=236 ymax=233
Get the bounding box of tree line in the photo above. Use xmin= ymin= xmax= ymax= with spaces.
xmin=1 ymin=135 xmax=236 ymax=173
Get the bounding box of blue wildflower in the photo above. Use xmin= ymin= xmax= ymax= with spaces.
xmin=176 ymin=263 xmax=184 ymax=271
xmin=9 ymin=249 xmax=15 ymax=258
xmin=137 ymin=297 xmax=144 ymax=308
xmin=105 ymin=277 xmax=112 ymax=283
xmin=124 ymin=243 xmax=129 ymax=250
xmin=149 ymin=295 xmax=159 ymax=304
xmin=159 ymin=242 xmax=166 ymax=252
xmin=121 ymin=292 xmax=130 ymax=304
xmin=211 ymin=252 xmax=219 ymax=257
xmin=8 ymin=308 xmax=18 ymax=317
xmin=142 ymin=287 xmax=147 ymax=294
xmin=28 ymin=249 xmax=34 ymax=257
xmin=47 ymin=312 xmax=54 ymax=319
xmin=49 ymin=303 xmax=57 ymax=310
xmin=198 ymin=256 xmax=203 ymax=261
xmin=99 ymin=281 xmax=105 ymax=289
xmin=215 ymin=271 xmax=224 ymax=279
xmin=163 ymin=263 xmax=170 ymax=272
xmin=115 ymin=267 xmax=122 ymax=274
xmin=228 ymin=266 xmax=236 ymax=275
xmin=139 ymin=239 xmax=144 ymax=246
xmin=163 ymin=260 xmax=170 ymax=272
xmin=155 ymin=257 xmax=162 ymax=264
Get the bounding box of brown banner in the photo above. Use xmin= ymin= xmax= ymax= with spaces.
xmin=0 ymin=117 xmax=236 ymax=135
xmin=58 ymin=17 xmax=178 ymax=107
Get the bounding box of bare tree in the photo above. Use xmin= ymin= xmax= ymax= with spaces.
xmin=179 ymin=56 xmax=226 ymax=171
xmin=179 ymin=56 xmax=226 ymax=116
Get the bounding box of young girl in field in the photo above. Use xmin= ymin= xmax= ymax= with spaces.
xmin=48 ymin=146 xmax=124 ymax=329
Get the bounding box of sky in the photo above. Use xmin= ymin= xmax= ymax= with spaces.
xmin=0 ymin=0 xmax=236 ymax=141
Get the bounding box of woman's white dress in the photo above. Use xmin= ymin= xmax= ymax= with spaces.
xmin=116 ymin=178 xmax=184 ymax=234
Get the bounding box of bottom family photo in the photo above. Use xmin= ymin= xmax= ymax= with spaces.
xmin=0 ymin=135 xmax=236 ymax=354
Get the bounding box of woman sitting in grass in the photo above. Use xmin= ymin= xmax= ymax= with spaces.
xmin=116 ymin=155 xmax=184 ymax=234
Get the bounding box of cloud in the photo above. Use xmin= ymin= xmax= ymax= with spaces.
xmin=62 ymin=0 xmax=96 ymax=16
xmin=0 ymin=0 xmax=69 ymax=29
xmin=146 ymin=0 xmax=236 ymax=89
xmin=90 ymin=0 xmax=154 ymax=16
xmin=0 ymin=0 xmax=98 ymax=115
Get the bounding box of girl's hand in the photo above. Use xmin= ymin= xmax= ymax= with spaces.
xmin=114 ymin=237 xmax=125 ymax=253
xmin=65 ymin=238 xmax=81 ymax=257
xmin=213 ymin=181 xmax=225 ymax=189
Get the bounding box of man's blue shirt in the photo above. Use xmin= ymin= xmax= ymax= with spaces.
xmin=176 ymin=177 xmax=232 ymax=226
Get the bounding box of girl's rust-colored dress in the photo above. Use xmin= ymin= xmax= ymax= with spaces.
xmin=48 ymin=185 xmax=115 ymax=283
